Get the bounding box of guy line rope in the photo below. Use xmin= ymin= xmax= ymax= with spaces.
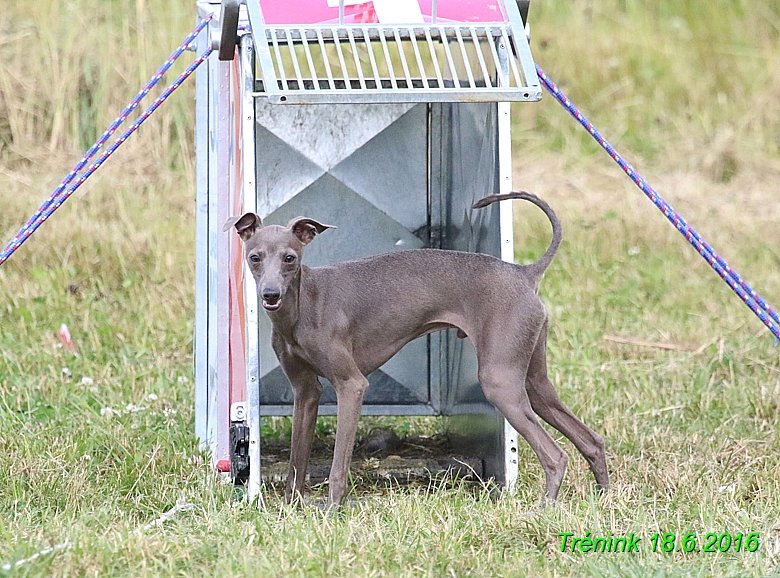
xmin=0 ymin=15 xmax=213 ymax=267
xmin=534 ymin=65 xmax=779 ymax=341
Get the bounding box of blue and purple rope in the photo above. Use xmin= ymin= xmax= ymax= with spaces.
xmin=0 ymin=15 xmax=213 ymax=266
xmin=535 ymin=65 xmax=780 ymax=341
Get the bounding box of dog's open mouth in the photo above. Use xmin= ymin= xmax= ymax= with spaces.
xmin=262 ymin=298 xmax=282 ymax=311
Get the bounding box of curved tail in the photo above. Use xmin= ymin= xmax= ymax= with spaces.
xmin=473 ymin=191 xmax=562 ymax=285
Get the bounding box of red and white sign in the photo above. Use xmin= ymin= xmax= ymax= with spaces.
xmin=258 ymin=0 xmax=508 ymax=25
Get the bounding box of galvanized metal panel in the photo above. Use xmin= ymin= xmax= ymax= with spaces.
xmin=252 ymin=99 xmax=433 ymax=412
xmin=328 ymin=105 xmax=427 ymax=232
xmin=254 ymin=175 xmax=430 ymax=409
xmin=255 ymin=100 xmax=414 ymax=168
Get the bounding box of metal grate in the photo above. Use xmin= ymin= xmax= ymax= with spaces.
xmin=245 ymin=3 xmax=541 ymax=104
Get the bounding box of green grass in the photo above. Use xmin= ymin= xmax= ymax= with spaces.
xmin=2 ymin=0 xmax=780 ymax=575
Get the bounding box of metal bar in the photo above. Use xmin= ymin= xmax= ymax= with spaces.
xmin=408 ymin=29 xmax=429 ymax=89
xmin=432 ymin=0 xmax=438 ymax=24
xmin=438 ymin=27 xmax=461 ymax=89
xmin=512 ymin=30 xmax=541 ymax=95
xmin=339 ymin=0 xmax=345 ymax=26
xmin=206 ymin=40 xmax=221 ymax=461
xmin=300 ymin=29 xmax=321 ymax=90
xmin=496 ymin=23 xmax=516 ymax=442
xmin=470 ymin=27 xmax=492 ymax=89
xmin=362 ymin=27 xmax=382 ymax=89
xmin=270 ymin=30 xmax=289 ymax=91
xmin=284 ymin=29 xmax=305 ymax=90
xmin=264 ymin=26 xmax=502 ymax=42
xmin=378 ymin=27 xmax=398 ymax=90
xmin=424 ymin=28 xmax=444 ymax=89
xmin=426 ymin=103 xmax=437 ymax=411
xmin=455 ymin=27 xmax=476 ymax=89
xmin=485 ymin=27 xmax=504 ymax=87
xmin=499 ymin=28 xmax=523 ymax=88
xmin=316 ymin=29 xmax=336 ymax=90
xmin=347 ymin=28 xmax=367 ymax=89
xmin=194 ymin=20 xmax=210 ymax=448
xmin=333 ymin=29 xmax=352 ymax=89
xmin=503 ymin=0 xmax=541 ymax=93
xmin=498 ymin=107 xmax=514 ymax=262
xmin=239 ymin=34 xmax=262 ymax=507
xmin=258 ymin=405 xmax=439 ymax=417
xmin=257 ymin=88 xmax=540 ymax=103
xmin=215 ymin=59 xmax=232 ymax=467
xmin=244 ymin=0 xmax=279 ymax=95
xmin=394 ymin=29 xmax=413 ymax=89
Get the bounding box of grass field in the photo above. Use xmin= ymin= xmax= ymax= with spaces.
xmin=1 ymin=0 xmax=780 ymax=575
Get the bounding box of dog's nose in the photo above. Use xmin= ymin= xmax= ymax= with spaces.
xmin=262 ymin=288 xmax=281 ymax=303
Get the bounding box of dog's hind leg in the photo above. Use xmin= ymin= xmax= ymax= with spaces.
xmin=481 ymin=370 xmax=569 ymax=500
xmin=475 ymin=326 xmax=569 ymax=501
xmin=526 ymin=321 xmax=609 ymax=491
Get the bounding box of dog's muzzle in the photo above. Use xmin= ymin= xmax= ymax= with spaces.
xmin=261 ymin=288 xmax=282 ymax=311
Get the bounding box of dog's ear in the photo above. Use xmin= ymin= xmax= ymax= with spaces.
xmin=223 ymin=213 xmax=263 ymax=241
xmin=287 ymin=217 xmax=336 ymax=245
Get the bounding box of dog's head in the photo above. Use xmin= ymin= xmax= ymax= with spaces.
xmin=223 ymin=213 xmax=335 ymax=312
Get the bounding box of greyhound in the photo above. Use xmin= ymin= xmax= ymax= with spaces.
xmin=224 ymin=191 xmax=608 ymax=507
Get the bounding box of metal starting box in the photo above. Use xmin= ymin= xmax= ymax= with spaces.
xmin=194 ymin=0 xmax=541 ymax=500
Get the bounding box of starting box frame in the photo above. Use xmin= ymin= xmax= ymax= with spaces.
xmin=194 ymin=0 xmax=540 ymax=501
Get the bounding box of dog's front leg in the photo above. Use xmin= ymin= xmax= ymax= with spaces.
xmin=328 ymin=371 xmax=369 ymax=508
xmin=282 ymin=361 xmax=323 ymax=504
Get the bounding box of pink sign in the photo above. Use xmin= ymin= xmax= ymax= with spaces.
xmin=258 ymin=0 xmax=509 ymax=25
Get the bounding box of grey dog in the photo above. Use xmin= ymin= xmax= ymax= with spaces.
xmin=225 ymin=191 xmax=608 ymax=507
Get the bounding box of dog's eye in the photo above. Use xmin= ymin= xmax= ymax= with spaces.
xmin=284 ymin=255 xmax=296 ymax=264
xmin=249 ymin=254 xmax=261 ymax=263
